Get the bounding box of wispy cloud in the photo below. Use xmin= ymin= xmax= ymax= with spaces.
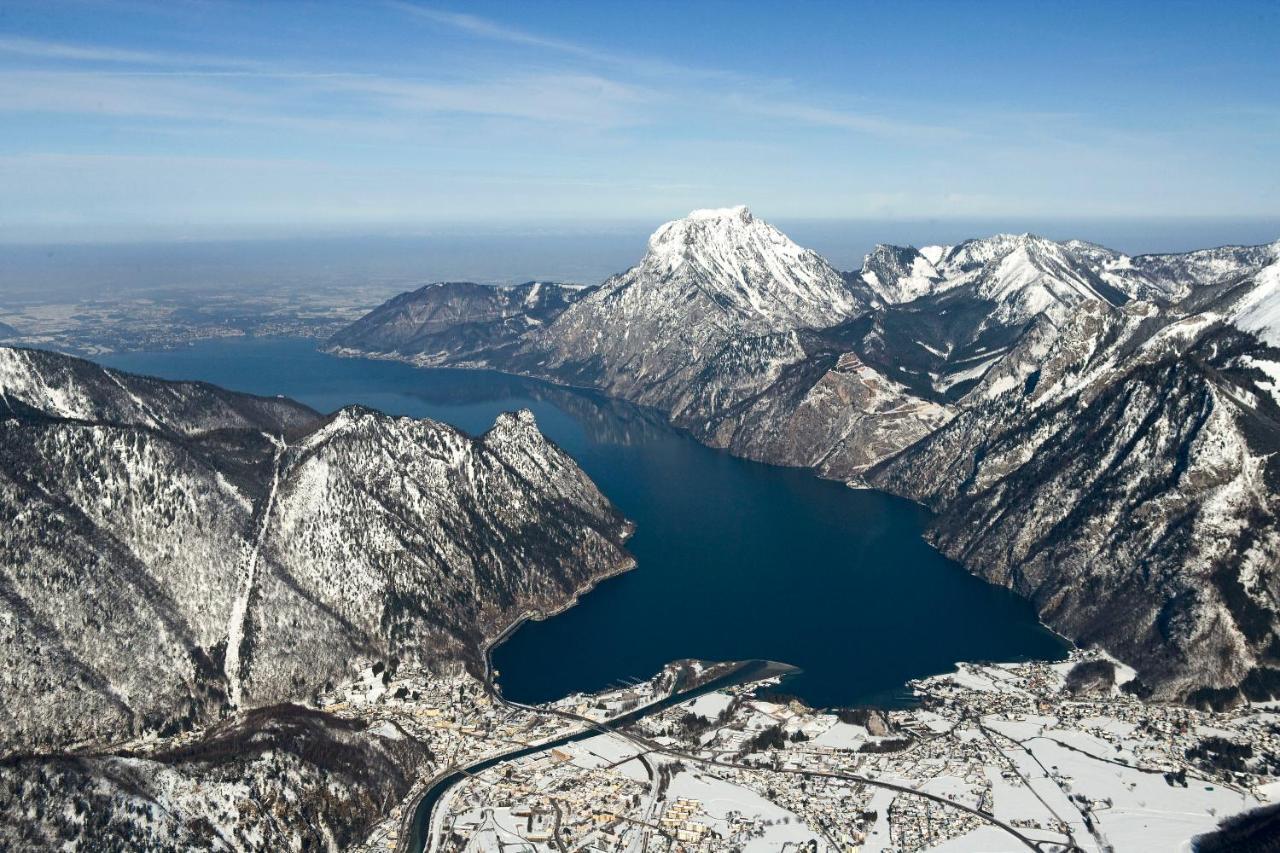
xmin=0 ymin=66 xmax=649 ymax=133
xmin=0 ymin=7 xmax=983 ymax=145
xmin=335 ymin=72 xmax=652 ymax=126
xmin=10 ymin=2 xmax=1258 ymax=230
xmin=736 ymin=100 xmax=974 ymax=144
xmin=0 ymin=35 xmax=261 ymax=70
xmin=389 ymin=2 xmax=758 ymax=85
xmin=389 ymin=3 xmax=614 ymax=64
xmin=387 ymin=5 xmax=984 ymax=143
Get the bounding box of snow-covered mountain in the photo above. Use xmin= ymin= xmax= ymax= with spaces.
xmin=517 ymin=208 xmax=948 ymax=475
xmin=518 ymin=206 xmax=870 ymax=410
xmin=858 ymin=234 xmax=1126 ymax=318
xmin=331 ymin=280 xmax=592 ymax=365
xmin=633 ymin=206 xmax=865 ymax=329
xmin=0 ymin=346 xmax=631 ymax=755
xmin=1106 ymin=240 xmax=1280 ymax=304
xmin=855 ymin=243 xmax=944 ymax=304
xmin=1221 ymin=251 xmax=1280 ymax=347
xmin=900 ymin=234 xmax=1128 ymax=315
xmin=334 ymin=213 xmax=1280 ymax=704
xmin=872 ymin=300 xmax=1280 ymax=702
xmin=848 ymin=234 xmax=1132 ymax=399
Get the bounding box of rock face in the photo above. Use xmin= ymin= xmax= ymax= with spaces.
xmin=335 ymin=211 xmax=1280 ymax=703
xmin=0 ymin=346 xmax=631 ymax=753
xmin=668 ymin=326 xmax=952 ymax=478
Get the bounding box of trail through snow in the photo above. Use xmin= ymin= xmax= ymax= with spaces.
xmin=224 ymin=434 xmax=285 ymax=707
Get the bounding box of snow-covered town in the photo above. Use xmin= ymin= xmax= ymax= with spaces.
xmin=270 ymin=651 xmax=1280 ymax=853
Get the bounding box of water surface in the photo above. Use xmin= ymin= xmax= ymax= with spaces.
xmin=103 ymin=337 xmax=1067 ymax=708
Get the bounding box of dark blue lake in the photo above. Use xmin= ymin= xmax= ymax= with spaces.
xmin=103 ymin=337 xmax=1067 ymax=708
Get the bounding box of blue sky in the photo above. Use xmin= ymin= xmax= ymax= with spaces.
xmin=1 ymin=0 xmax=1277 ymax=240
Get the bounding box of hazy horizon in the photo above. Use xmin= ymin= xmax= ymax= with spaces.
xmin=3 ymin=214 xmax=1278 ymax=302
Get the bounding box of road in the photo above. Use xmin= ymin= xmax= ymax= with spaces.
xmin=398 ymin=656 xmax=1056 ymax=853
xmin=398 ymin=660 xmax=792 ymax=853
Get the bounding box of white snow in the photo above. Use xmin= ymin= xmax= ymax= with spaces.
xmin=934 ymin=353 xmax=1003 ymax=393
xmin=223 ymin=436 xmax=284 ymax=708
xmin=664 ymin=767 xmax=817 ymax=851
xmin=925 ymin=824 xmax=1023 ymax=852
xmin=1231 ymin=260 xmax=1280 ymax=346
xmin=810 ymin=721 xmax=868 ymax=751
xmin=635 ymin=206 xmax=862 ymax=330
xmin=1241 ymin=355 xmax=1280 ymax=407
xmin=920 ymin=245 xmax=949 ymax=266
xmin=685 ymin=204 xmax=752 ymax=221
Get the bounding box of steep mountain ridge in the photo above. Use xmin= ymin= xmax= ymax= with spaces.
xmin=858 ymin=233 xmax=1127 ymax=317
xmin=1105 ymin=240 xmax=1280 ymax=304
xmin=849 ymin=234 xmax=1133 ymax=400
xmin=855 ymin=243 xmax=943 ymax=304
xmin=872 ymin=301 xmax=1280 ymax=702
xmin=1223 ymin=253 xmax=1280 ymax=348
xmin=0 ymin=346 xmax=632 ymax=754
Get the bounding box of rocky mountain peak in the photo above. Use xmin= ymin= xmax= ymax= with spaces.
xmin=632 ymin=206 xmax=863 ymax=330
xmin=484 ymin=407 xmax=542 ymax=445
xmin=858 ymin=243 xmax=943 ymax=304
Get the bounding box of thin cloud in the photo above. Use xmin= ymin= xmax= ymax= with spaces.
xmin=389 ymin=2 xmax=745 ymax=83
xmin=0 ymin=35 xmax=262 ymax=70
xmin=0 ymin=67 xmax=649 ymax=131
xmin=1 ymin=19 xmax=976 ymax=143
xmin=389 ymin=3 xmax=612 ymax=63
xmin=731 ymin=98 xmax=973 ymax=144
xmin=391 ymin=5 xmax=973 ymax=143
xmin=337 ymin=72 xmax=652 ymax=126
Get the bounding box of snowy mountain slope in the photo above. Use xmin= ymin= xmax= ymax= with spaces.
xmin=1104 ymin=240 xmax=1280 ymax=304
xmin=1221 ymin=255 xmax=1280 ymax=347
xmin=668 ymin=325 xmax=953 ymax=478
xmin=871 ymin=305 xmax=1280 ymax=703
xmin=631 ymin=205 xmax=863 ymax=329
xmin=845 ymin=235 xmax=1135 ymax=398
xmin=951 ymin=234 xmax=1128 ymax=325
xmin=854 ymin=244 xmax=942 ymax=304
xmin=1 ymin=703 xmax=430 ymax=852
xmin=0 ymin=321 xmax=18 ymax=340
xmin=852 ymin=284 xmax=1031 ymax=402
xmin=330 ymin=280 xmax=592 ymax=365
xmin=244 ymin=406 xmax=632 ymax=708
xmin=857 ymin=235 xmax=1126 ymax=318
xmin=0 ymin=345 xmax=317 ymax=435
xmin=517 ymin=206 xmax=870 ymax=410
xmin=0 ymin=347 xmax=631 ymax=753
